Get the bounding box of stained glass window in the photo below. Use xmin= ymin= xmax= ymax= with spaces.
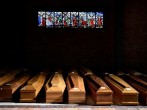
xmin=38 ymin=11 xmax=103 ymax=28
xmin=55 ymin=12 xmax=63 ymax=28
xmin=63 ymin=12 xmax=71 ymax=28
xmin=71 ymin=12 xmax=79 ymax=28
xmin=79 ymin=12 xmax=87 ymax=28
xmin=38 ymin=11 xmax=46 ymax=26
xmin=46 ymin=12 xmax=55 ymax=28
xmin=96 ymin=12 xmax=103 ymax=28
xmin=87 ymin=12 xmax=95 ymax=28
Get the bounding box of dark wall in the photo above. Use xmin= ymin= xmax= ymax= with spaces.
xmin=123 ymin=0 xmax=147 ymax=73
xmin=0 ymin=1 xmax=26 ymax=68
xmin=24 ymin=0 xmax=116 ymax=69
xmin=1 ymin=0 xmax=147 ymax=74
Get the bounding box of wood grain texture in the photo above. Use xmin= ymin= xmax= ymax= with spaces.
xmin=119 ymin=73 xmax=147 ymax=105
xmin=20 ymin=71 xmax=47 ymax=102
xmin=80 ymin=68 xmax=113 ymax=105
xmin=45 ymin=69 xmax=66 ymax=103
xmin=66 ymin=69 xmax=86 ymax=104
xmin=105 ymin=74 xmax=139 ymax=105
xmin=0 ymin=69 xmax=22 ymax=87
xmin=0 ymin=73 xmax=31 ymax=101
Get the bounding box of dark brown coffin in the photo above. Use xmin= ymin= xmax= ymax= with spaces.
xmin=80 ymin=68 xmax=113 ymax=105
xmin=20 ymin=71 xmax=47 ymax=102
xmin=118 ymin=72 xmax=147 ymax=105
xmin=45 ymin=69 xmax=66 ymax=103
xmin=105 ymin=74 xmax=139 ymax=105
xmin=0 ymin=74 xmax=31 ymax=101
xmin=66 ymin=69 xmax=86 ymax=104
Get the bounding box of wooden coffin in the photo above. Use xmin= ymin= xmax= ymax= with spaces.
xmin=105 ymin=74 xmax=139 ymax=105
xmin=0 ymin=69 xmax=23 ymax=87
xmin=124 ymin=69 xmax=144 ymax=76
xmin=118 ymin=72 xmax=147 ymax=105
xmin=66 ymin=69 xmax=86 ymax=104
xmin=45 ymin=69 xmax=66 ymax=103
xmin=20 ymin=71 xmax=47 ymax=102
xmin=80 ymin=68 xmax=113 ymax=105
xmin=0 ymin=73 xmax=31 ymax=102
xmin=125 ymin=70 xmax=147 ymax=82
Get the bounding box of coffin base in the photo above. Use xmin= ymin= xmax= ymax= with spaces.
xmin=20 ymin=99 xmax=36 ymax=103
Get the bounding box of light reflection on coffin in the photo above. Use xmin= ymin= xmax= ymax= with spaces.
xmin=80 ymin=68 xmax=113 ymax=105
xmin=66 ymin=69 xmax=86 ymax=104
xmin=20 ymin=71 xmax=47 ymax=102
xmin=45 ymin=69 xmax=66 ymax=103
xmin=105 ymin=74 xmax=139 ymax=105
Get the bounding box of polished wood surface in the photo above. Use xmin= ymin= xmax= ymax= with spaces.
xmin=66 ymin=69 xmax=86 ymax=104
xmin=20 ymin=71 xmax=47 ymax=102
xmin=118 ymin=72 xmax=147 ymax=105
xmin=45 ymin=69 xmax=66 ymax=103
xmin=80 ymin=68 xmax=113 ymax=105
xmin=0 ymin=68 xmax=147 ymax=106
xmin=105 ymin=74 xmax=139 ymax=105
xmin=0 ymin=69 xmax=23 ymax=87
xmin=0 ymin=73 xmax=31 ymax=101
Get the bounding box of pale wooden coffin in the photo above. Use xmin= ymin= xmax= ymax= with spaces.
xmin=66 ymin=69 xmax=86 ymax=104
xmin=80 ymin=68 xmax=113 ymax=105
xmin=0 ymin=69 xmax=23 ymax=87
xmin=105 ymin=74 xmax=139 ymax=105
xmin=45 ymin=69 xmax=66 ymax=103
xmin=0 ymin=73 xmax=30 ymax=102
xmin=20 ymin=71 xmax=47 ymax=102
xmin=118 ymin=71 xmax=147 ymax=105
